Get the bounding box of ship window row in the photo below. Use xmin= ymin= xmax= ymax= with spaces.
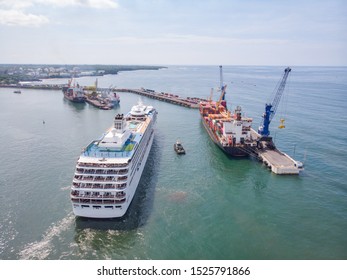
xmin=74 ymin=205 xmax=122 ymax=209
xmin=129 ymin=141 xmax=143 ymax=172
xmin=76 ymin=168 xmax=128 ymax=175
xmin=128 ymin=122 xmax=152 ymax=177
xmin=130 ymin=139 xmax=146 ymax=175
xmin=83 ymin=148 xmax=133 ymax=159
xmin=134 ymin=129 xmax=152 ymax=169
xmin=71 ymin=190 xmax=126 ymax=199
xmin=72 ymin=182 xmax=127 ymax=189
xmin=130 ymin=130 xmax=153 ymax=179
xmin=77 ymin=162 xmax=128 ymax=168
xmin=130 ymin=129 xmax=151 ymax=174
xmin=71 ymin=198 xmax=126 ymax=204
xmin=131 ymin=140 xmax=145 ymax=167
xmin=128 ymin=116 xmax=146 ymax=121
xmin=138 ymin=136 xmax=149 ymax=164
xmin=74 ymin=175 xmax=128 ymax=182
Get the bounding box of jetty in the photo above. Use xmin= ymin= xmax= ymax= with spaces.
xmin=0 ymin=84 xmax=204 ymax=109
xmin=255 ymin=137 xmax=303 ymax=174
xmin=244 ymin=130 xmax=303 ymax=175
xmin=257 ymin=149 xmax=303 ymax=174
xmin=114 ymin=88 xmax=204 ymax=109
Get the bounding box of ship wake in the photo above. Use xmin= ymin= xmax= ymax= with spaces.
xmin=18 ymin=212 xmax=75 ymax=260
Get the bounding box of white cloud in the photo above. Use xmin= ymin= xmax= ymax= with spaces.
xmin=2 ymin=0 xmax=120 ymax=9
xmin=0 ymin=0 xmax=118 ymax=27
xmin=85 ymin=0 xmax=119 ymax=9
xmin=0 ymin=9 xmax=49 ymax=27
xmin=0 ymin=0 xmax=33 ymax=10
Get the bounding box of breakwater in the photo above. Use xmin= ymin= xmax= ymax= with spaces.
xmin=0 ymin=83 xmax=64 ymax=90
xmin=114 ymin=88 xmax=206 ymax=109
xmin=0 ymin=84 xmax=205 ymax=109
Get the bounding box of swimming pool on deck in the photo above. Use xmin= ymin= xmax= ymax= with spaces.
xmin=82 ymin=137 xmax=139 ymax=159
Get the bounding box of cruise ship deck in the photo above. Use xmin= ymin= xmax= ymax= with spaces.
xmin=81 ymin=120 xmax=145 ymax=159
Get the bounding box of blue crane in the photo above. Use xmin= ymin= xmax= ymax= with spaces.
xmin=258 ymin=67 xmax=291 ymax=137
xmin=216 ymin=65 xmax=227 ymax=108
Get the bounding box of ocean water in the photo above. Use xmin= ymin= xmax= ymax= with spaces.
xmin=0 ymin=66 xmax=346 ymax=260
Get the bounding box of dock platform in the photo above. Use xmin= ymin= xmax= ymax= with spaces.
xmin=257 ymin=148 xmax=303 ymax=174
xmin=249 ymin=130 xmax=303 ymax=175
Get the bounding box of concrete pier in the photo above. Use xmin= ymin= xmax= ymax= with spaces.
xmin=0 ymin=84 xmax=204 ymax=109
xmin=114 ymin=88 xmax=204 ymax=109
xmin=250 ymin=130 xmax=303 ymax=174
xmin=257 ymin=149 xmax=303 ymax=174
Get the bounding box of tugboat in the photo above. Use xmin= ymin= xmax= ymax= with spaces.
xmin=174 ymin=140 xmax=185 ymax=155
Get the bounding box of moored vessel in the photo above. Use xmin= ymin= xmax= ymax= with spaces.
xmin=199 ymin=66 xmax=258 ymax=157
xmin=62 ymin=79 xmax=86 ymax=103
xmin=70 ymin=100 xmax=157 ymax=218
xmin=85 ymin=79 xmax=120 ymax=109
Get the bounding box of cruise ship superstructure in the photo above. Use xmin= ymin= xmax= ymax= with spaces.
xmin=71 ymin=101 xmax=157 ymax=218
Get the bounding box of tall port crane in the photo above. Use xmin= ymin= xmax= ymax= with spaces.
xmin=258 ymin=67 xmax=291 ymax=137
xmin=217 ymin=65 xmax=227 ymax=107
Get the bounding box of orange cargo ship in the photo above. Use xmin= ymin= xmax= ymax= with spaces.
xmin=199 ymin=67 xmax=258 ymax=157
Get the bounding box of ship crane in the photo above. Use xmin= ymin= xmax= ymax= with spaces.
xmin=217 ymin=84 xmax=227 ymax=105
xmin=217 ymin=65 xmax=227 ymax=108
xmin=258 ymin=67 xmax=291 ymax=137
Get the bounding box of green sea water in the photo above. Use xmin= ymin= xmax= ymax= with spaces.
xmin=0 ymin=66 xmax=346 ymax=260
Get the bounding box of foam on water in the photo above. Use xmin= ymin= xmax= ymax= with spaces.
xmin=19 ymin=213 xmax=75 ymax=260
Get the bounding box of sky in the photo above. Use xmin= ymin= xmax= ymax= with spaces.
xmin=0 ymin=0 xmax=346 ymax=66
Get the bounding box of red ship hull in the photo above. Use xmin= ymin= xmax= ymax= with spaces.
xmin=201 ymin=116 xmax=251 ymax=157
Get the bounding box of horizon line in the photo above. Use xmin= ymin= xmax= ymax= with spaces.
xmin=1 ymin=63 xmax=346 ymax=67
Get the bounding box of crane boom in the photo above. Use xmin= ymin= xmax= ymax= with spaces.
xmin=219 ymin=65 xmax=224 ymax=92
xmin=217 ymin=65 xmax=227 ymax=107
xmin=258 ymin=67 xmax=291 ymax=137
xmin=219 ymin=65 xmax=226 ymax=102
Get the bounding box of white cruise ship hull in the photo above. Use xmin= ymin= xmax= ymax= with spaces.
xmin=72 ymin=130 xmax=154 ymax=218
xmin=71 ymin=101 xmax=157 ymax=219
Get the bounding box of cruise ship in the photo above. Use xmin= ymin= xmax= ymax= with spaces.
xmin=70 ymin=100 xmax=157 ymax=218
